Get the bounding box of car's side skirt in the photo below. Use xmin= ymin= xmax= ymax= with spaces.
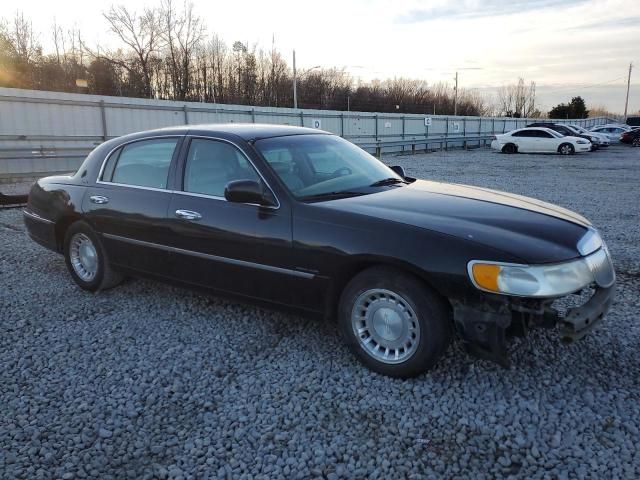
xmin=102 ymin=232 xmax=315 ymax=280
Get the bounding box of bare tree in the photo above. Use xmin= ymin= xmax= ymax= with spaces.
xmin=11 ymin=12 xmax=40 ymax=63
xmin=160 ymin=0 xmax=204 ymax=100
xmin=497 ymin=78 xmax=537 ymax=117
xmin=103 ymin=5 xmax=162 ymax=97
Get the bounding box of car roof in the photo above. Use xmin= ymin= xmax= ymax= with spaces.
xmin=515 ymin=127 xmax=557 ymax=133
xmin=133 ymin=123 xmax=331 ymax=142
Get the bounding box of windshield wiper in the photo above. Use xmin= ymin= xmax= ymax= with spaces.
xmin=369 ymin=177 xmax=406 ymax=187
xmin=297 ymin=191 xmax=365 ymax=202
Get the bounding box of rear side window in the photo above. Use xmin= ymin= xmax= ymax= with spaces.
xmin=104 ymin=138 xmax=178 ymax=189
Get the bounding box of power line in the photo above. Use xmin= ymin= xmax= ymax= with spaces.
xmin=541 ymin=76 xmax=625 ymax=94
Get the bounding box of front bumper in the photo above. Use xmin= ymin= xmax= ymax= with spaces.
xmin=454 ymin=246 xmax=616 ymax=366
xmin=558 ymin=285 xmax=615 ymax=342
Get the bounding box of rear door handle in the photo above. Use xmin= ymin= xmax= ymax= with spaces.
xmin=90 ymin=195 xmax=109 ymax=204
xmin=175 ymin=209 xmax=202 ymax=221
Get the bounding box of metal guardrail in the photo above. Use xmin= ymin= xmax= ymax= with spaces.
xmin=0 ymin=87 xmax=619 ymax=180
xmin=359 ymin=134 xmax=496 ymax=157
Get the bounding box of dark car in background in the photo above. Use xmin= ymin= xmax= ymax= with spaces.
xmin=626 ymin=116 xmax=640 ymax=128
xmin=527 ymin=122 xmax=602 ymax=150
xmin=621 ymin=128 xmax=640 ymax=146
xmin=23 ymin=125 xmax=616 ymax=377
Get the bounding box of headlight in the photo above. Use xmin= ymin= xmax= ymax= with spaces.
xmin=468 ymin=258 xmax=594 ymax=297
xmin=577 ymin=228 xmax=602 ymax=255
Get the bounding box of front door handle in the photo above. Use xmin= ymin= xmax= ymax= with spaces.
xmin=175 ymin=209 xmax=202 ymax=221
xmin=90 ymin=195 xmax=109 ymax=204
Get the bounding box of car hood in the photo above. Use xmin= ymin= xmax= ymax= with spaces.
xmin=320 ymin=179 xmax=590 ymax=264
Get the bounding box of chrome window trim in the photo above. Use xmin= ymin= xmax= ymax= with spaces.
xmin=23 ymin=209 xmax=54 ymax=224
xmin=96 ymin=135 xmax=183 ymax=187
xmin=95 ymin=134 xmax=281 ymax=210
xmin=102 ymin=233 xmax=313 ymax=279
xmin=183 ymin=135 xmax=281 ymax=210
xmin=94 ymin=181 xmax=170 ymax=193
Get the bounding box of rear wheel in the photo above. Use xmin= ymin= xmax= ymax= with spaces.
xmin=558 ymin=143 xmax=574 ymax=155
xmin=502 ymin=143 xmax=517 ymax=154
xmin=633 ymin=137 xmax=640 ymax=147
xmin=338 ymin=266 xmax=451 ymax=378
xmin=63 ymin=221 xmax=123 ymax=292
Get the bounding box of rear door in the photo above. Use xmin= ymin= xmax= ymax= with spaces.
xmin=511 ymin=130 xmax=535 ymax=151
xmin=83 ymin=136 xmax=182 ymax=276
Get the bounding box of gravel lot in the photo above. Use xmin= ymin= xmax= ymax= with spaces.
xmin=1 ymin=145 xmax=639 ymax=479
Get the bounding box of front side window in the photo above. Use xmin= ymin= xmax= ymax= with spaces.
xmin=255 ymin=134 xmax=402 ymax=200
xmin=183 ymin=139 xmax=260 ymax=197
xmin=536 ymin=130 xmax=553 ymax=138
xmin=106 ymin=138 xmax=178 ymax=189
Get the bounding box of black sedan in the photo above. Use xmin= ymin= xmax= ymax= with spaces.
xmin=24 ymin=124 xmax=616 ymax=377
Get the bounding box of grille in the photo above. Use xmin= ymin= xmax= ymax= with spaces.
xmin=585 ymin=247 xmax=615 ymax=288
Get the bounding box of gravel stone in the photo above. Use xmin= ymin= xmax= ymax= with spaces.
xmin=1 ymin=145 xmax=639 ymax=478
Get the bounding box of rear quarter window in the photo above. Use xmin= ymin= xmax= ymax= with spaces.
xmin=103 ymin=138 xmax=179 ymax=189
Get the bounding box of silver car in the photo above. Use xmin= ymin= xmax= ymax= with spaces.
xmin=569 ymin=125 xmax=610 ymax=147
xmin=589 ymin=124 xmax=632 ymax=143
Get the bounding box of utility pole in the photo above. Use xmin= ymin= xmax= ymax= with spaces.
xmin=293 ymin=50 xmax=298 ymax=109
xmin=623 ymin=62 xmax=633 ymax=119
xmin=453 ymin=71 xmax=458 ymax=116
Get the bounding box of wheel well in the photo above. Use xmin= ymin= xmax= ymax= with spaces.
xmin=558 ymin=142 xmax=573 ymax=152
xmin=502 ymin=143 xmax=517 ymax=153
xmin=325 ymin=260 xmax=449 ymax=322
xmin=54 ymin=216 xmax=80 ymax=252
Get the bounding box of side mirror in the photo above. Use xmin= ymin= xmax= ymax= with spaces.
xmin=224 ymin=180 xmax=275 ymax=206
xmin=390 ymin=165 xmax=406 ymax=178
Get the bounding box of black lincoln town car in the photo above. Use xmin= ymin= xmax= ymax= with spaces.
xmin=23 ymin=124 xmax=616 ymax=377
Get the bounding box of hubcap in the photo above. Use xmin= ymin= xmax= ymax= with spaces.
xmin=351 ymin=289 xmax=420 ymax=364
xmin=561 ymin=145 xmax=571 ymax=154
xmin=70 ymin=233 xmax=98 ymax=282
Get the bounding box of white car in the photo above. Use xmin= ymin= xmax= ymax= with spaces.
xmin=491 ymin=127 xmax=591 ymax=155
xmin=589 ymin=124 xmax=632 ymax=142
xmin=567 ymin=125 xmax=610 ymax=147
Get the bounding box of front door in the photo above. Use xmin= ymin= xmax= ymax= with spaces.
xmin=165 ymin=137 xmax=300 ymax=306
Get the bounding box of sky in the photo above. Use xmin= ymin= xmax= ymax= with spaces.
xmin=8 ymin=0 xmax=640 ymax=114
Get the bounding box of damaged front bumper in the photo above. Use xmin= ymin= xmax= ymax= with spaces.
xmin=558 ymin=284 xmax=615 ymax=342
xmin=452 ymin=283 xmax=615 ymax=367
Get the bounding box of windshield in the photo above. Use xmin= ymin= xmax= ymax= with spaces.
xmin=571 ymin=125 xmax=587 ymax=133
xmin=547 ymin=129 xmax=563 ymax=138
xmin=254 ymin=135 xmax=403 ymax=200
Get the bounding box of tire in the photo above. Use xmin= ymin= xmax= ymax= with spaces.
xmin=558 ymin=143 xmax=574 ymax=155
xmin=338 ymin=266 xmax=451 ymax=378
xmin=502 ymin=143 xmax=517 ymax=154
xmin=633 ymin=137 xmax=640 ymax=147
xmin=63 ymin=220 xmax=123 ymax=292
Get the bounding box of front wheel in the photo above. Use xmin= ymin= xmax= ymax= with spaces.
xmin=63 ymin=221 xmax=123 ymax=292
xmin=633 ymin=137 xmax=640 ymax=147
xmin=558 ymin=143 xmax=575 ymax=155
xmin=338 ymin=267 xmax=451 ymax=378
